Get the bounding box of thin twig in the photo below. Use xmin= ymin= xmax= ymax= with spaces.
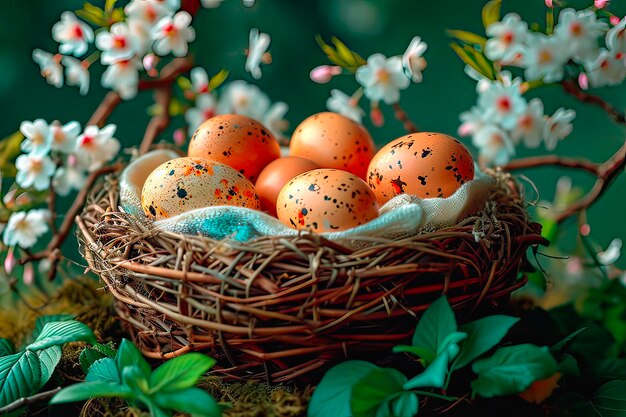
xmin=391 ymin=102 xmax=418 ymax=133
xmin=504 ymin=155 xmax=599 ymax=175
xmin=561 ymin=79 xmax=626 ymax=124
xmin=0 ymin=387 xmax=61 ymax=414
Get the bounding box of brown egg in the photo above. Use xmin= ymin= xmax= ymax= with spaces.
xmin=255 ymin=156 xmax=320 ymax=216
xmin=188 ymin=114 xmax=281 ymax=182
xmin=277 ymin=169 xmax=379 ymax=232
xmin=141 ymin=157 xmax=259 ymax=220
xmin=367 ymin=132 xmax=475 ymax=204
xmin=289 ymin=112 xmax=376 ymax=179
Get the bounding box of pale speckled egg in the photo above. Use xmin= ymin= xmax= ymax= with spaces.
xmin=367 ymin=132 xmax=475 ymax=204
xmin=276 ymin=169 xmax=379 ymax=232
xmin=188 ymin=114 xmax=281 ymax=182
xmin=289 ymin=112 xmax=376 ymax=179
xmin=141 ymin=157 xmax=259 ymax=220
xmin=255 ymin=156 xmax=320 ymax=217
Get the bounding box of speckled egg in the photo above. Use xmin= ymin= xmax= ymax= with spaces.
xmin=289 ymin=112 xmax=376 ymax=179
xmin=141 ymin=157 xmax=259 ymax=220
xmin=367 ymin=132 xmax=475 ymax=204
xmin=188 ymin=114 xmax=281 ymax=182
xmin=276 ymin=169 xmax=379 ymax=232
xmin=255 ymin=156 xmax=321 ymax=217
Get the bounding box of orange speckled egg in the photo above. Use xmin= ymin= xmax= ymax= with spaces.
xmin=141 ymin=157 xmax=259 ymax=220
xmin=289 ymin=112 xmax=376 ymax=179
xmin=255 ymin=156 xmax=320 ymax=217
xmin=367 ymin=132 xmax=475 ymax=204
xmin=188 ymin=114 xmax=281 ymax=182
xmin=276 ymin=169 xmax=379 ymax=232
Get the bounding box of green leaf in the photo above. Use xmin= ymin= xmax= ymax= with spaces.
xmin=122 ymin=365 xmax=150 ymax=394
xmin=149 ymin=353 xmax=216 ymax=393
xmin=32 ymin=314 xmax=75 ymax=341
xmin=594 ymin=380 xmax=626 ymax=416
xmin=410 ymin=296 xmax=457 ymax=365
xmin=0 ymin=131 xmax=24 ymax=177
xmin=351 ymin=367 xmax=407 ymax=417
xmin=26 ymin=320 xmax=96 ymax=351
xmin=37 ymin=346 xmax=62 ymax=390
xmin=551 ymin=327 xmax=588 ymax=353
xmin=471 ymin=344 xmax=558 ymax=398
xmin=86 ymin=358 xmax=120 ymax=383
xmin=392 ymin=345 xmax=434 ymax=359
xmin=453 ymin=315 xmax=520 ymax=371
xmin=0 ymin=339 xmax=15 ymax=357
xmin=403 ymin=348 xmax=452 ymax=390
xmin=75 ymin=3 xmax=106 ymax=26
xmin=315 ymin=35 xmax=365 ymax=73
xmin=390 ymin=392 xmax=419 ymax=417
xmin=104 ymin=0 xmax=116 ymax=12
xmin=177 ymin=76 xmax=192 ymax=91
xmin=450 ymin=43 xmax=492 ymax=80
xmin=116 ymin=339 xmax=151 ymax=379
xmin=554 ymin=393 xmax=596 ymax=417
xmin=154 ymin=387 xmax=225 ymax=417
xmin=557 ymin=353 xmax=580 ymax=377
xmin=0 ymin=351 xmax=41 ymax=408
xmin=308 ymin=360 xmax=378 ymax=417
xmin=446 ymin=30 xmax=487 ymax=46
xmin=80 ymin=343 xmax=116 ymax=374
xmin=51 ymin=381 xmax=133 ymax=404
xmin=208 ymin=69 xmax=230 ymax=91
xmin=482 ymin=0 xmax=501 ymax=29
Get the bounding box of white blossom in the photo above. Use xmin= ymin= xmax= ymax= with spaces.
xmin=20 ymin=119 xmax=51 ymax=156
xmin=216 ymin=80 xmax=270 ymax=120
xmin=585 ymin=48 xmax=626 ymax=87
xmin=101 ymin=59 xmax=141 ymax=100
xmin=472 ymin=124 xmax=515 ymax=166
xmin=485 ymin=13 xmax=528 ymax=62
xmin=262 ymin=102 xmax=289 ymax=139
xmin=151 ymin=11 xmax=196 ymax=57
xmin=326 ymin=89 xmax=364 ymax=123
xmin=555 ymin=8 xmax=608 ymax=61
xmin=75 ymin=125 xmax=121 ymax=171
xmin=53 ymin=159 xmax=87 ymax=196
xmin=190 ymin=67 xmax=209 ymax=93
xmin=544 ymin=108 xmax=575 ymax=151
xmin=606 ymin=17 xmax=626 ymax=54
xmin=477 ymin=80 xmax=527 ymax=130
xmin=355 ymin=53 xmax=410 ymax=104
xmin=523 ymin=33 xmax=569 ymax=83
xmin=125 ymin=0 xmax=174 ymax=26
xmin=246 ymin=28 xmax=270 ymax=80
xmin=62 ymin=56 xmax=90 ymax=95
xmin=2 ymin=210 xmax=50 ymax=249
xmin=32 ymin=49 xmax=63 ymax=88
xmin=511 ymin=98 xmax=545 ymax=148
xmin=50 ymin=120 xmax=81 ymax=154
xmin=15 ymin=154 xmax=56 ymax=191
xmin=96 ymin=22 xmax=138 ymax=64
xmin=185 ymin=93 xmax=217 ymax=133
xmin=401 ymin=36 xmax=428 ymax=83
xmin=458 ymin=106 xmax=487 ymax=137
xmin=51 ymin=12 xmax=94 ymax=57
xmin=597 ymin=238 xmax=622 ymax=265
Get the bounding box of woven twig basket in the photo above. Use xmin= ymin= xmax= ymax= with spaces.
xmin=76 ymin=169 xmax=546 ymax=382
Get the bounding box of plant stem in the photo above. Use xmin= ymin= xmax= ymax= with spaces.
xmin=411 ymin=390 xmax=458 ymax=402
xmin=0 ymin=387 xmax=61 ymax=414
xmin=391 ymin=102 xmax=418 ymax=133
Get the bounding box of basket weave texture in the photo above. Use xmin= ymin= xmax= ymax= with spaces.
xmin=76 ymin=170 xmax=545 ymax=382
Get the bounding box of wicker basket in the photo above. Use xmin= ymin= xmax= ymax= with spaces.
xmin=76 ymin=169 xmax=546 ymax=382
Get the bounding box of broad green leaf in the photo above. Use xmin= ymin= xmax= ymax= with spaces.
xmin=403 ymin=348 xmax=451 ymax=390
xmin=149 ymin=353 xmax=216 ymax=393
xmin=154 ymin=387 xmax=225 ymax=417
xmin=208 ymin=69 xmax=230 ymax=90
xmin=37 ymin=346 xmax=62 ymax=390
xmin=145 ymin=400 xmax=171 ymax=417
xmin=351 ymin=367 xmax=407 ymax=417
xmin=471 ymin=344 xmax=558 ymax=398
xmin=0 ymin=351 xmax=41 ymax=408
xmin=0 ymin=339 xmax=14 ymax=356
xmin=390 ymin=392 xmax=418 ymax=417
xmin=32 ymin=314 xmax=75 ymax=341
xmin=0 ymin=131 xmax=24 ymax=177
xmin=86 ymin=358 xmax=120 ymax=383
xmin=594 ymin=380 xmax=626 ymax=416
xmin=482 ymin=0 xmax=501 ymax=29
xmin=116 ymin=339 xmax=151 ymax=379
xmin=80 ymin=343 xmax=116 ymax=374
xmin=446 ymin=30 xmax=487 ymax=46
xmin=453 ymin=315 xmax=520 ymax=370
xmin=26 ymin=320 xmax=96 ymax=351
xmin=51 ymin=381 xmax=133 ymax=404
xmin=307 ymin=360 xmax=377 ymax=417
xmin=122 ymin=365 xmax=150 ymax=394
xmin=410 ymin=296 xmax=457 ymax=365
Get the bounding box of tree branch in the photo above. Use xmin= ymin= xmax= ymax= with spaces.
xmin=561 ymin=79 xmax=626 ymax=125
xmin=391 ymin=103 xmax=418 ymax=133
xmin=0 ymin=387 xmax=61 ymax=415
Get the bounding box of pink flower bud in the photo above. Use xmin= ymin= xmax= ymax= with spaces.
xmin=566 ymin=257 xmax=583 ymax=274
xmin=143 ymin=53 xmax=159 ymax=77
xmin=580 ymin=223 xmax=591 ymax=236
xmin=545 ymin=0 xmax=554 ymax=8
xmin=23 ymin=263 xmax=34 ymax=285
xmin=309 ymin=65 xmax=341 ymax=84
xmin=595 ymin=0 xmax=609 ymax=9
xmin=370 ymin=107 xmax=384 ymax=127
xmin=173 ymin=128 xmax=186 ymax=146
xmin=610 ymin=15 xmax=621 ymax=26
xmin=458 ymin=122 xmax=475 ymax=137
xmin=4 ymin=247 xmax=16 ymax=275
xmin=578 ymin=72 xmax=589 ymax=90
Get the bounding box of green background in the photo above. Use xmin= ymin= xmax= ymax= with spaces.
xmin=0 ymin=0 xmax=624 ymax=265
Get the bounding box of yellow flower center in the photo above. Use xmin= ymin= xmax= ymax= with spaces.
xmin=376 ymin=68 xmax=391 ymax=84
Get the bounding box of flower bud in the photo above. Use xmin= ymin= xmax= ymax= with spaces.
xmin=610 ymin=15 xmax=621 ymax=26
xmin=578 ymin=72 xmax=589 ymax=90
xmin=309 ymin=65 xmax=341 ymax=84
xmin=595 ymin=0 xmax=609 ymax=9
xmin=370 ymin=106 xmax=384 ymax=127
xmin=143 ymin=53 xmax=159 ymax=77
xmin=545 ymin=0 xmax=554 ymax=8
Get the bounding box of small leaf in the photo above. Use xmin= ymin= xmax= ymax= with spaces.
xmin=471 ymin=344 xmax=558 ymax=398
xmin=116 ymin=339 xmax=151 ymax=379
xmin=482 ymin=0 xmax=502 ymax=29
xmin=315 ymin=35 xmax=365 ymax=73
xmin=122 ymin=365 xmax=150 ymax=394
xmin=80 ymin=343 xmax=116 ymax=374
xmin=149 ymin=353 xmax=216 ymax=393
xmin=51 ymin=381 xmax=133 ymax=404
xmin=86 ymin=358 xmax=120 ymax=383
xmin=75 ymin=2 xmax=106 ymax=26
xmin=450 ymin=43 xmax=491 ymax=80
xmin=208 ymin=69 xmax=230 ymax=91
xmin=177 ymin=76 xmax=192 ymax=91
xmin=104 ymin=0 xmax=116 ymax=12
xmin=410 ymin=296 xmax=457 ymax=365
xmin=0 ymin=131 xmax=24 ymax=177
xmin=403 ymin=348 xmax=451 ymax=390
xmin=0 ymin=339 xmax=15 ymax=357
xmin=0 ymin=351 xmax=41 ymax=408
xmin=557 ymin=353 xmax=580 ymax=377
xmin=446 ymin=30 xmax=487 ymax=46
xmin=154 ymin=387 xmax=225 ymax=417
xmin=551 ymin=327 xmax=588 ymax=353
xmin=37 ymin=346 xmax=62 ymax=390
xmin=453 ymin=315 xmax=520 ymax=370
xmin=26 ymin=320 xmax=96 ymax=351
xmin=351 ymin=367 xmax=407 ymax=417
xmin=390 ymin=392 xmax=419 ymax=417
xmin=32 ymin=314 xmax=75 ymax=341
xmin=307 ymin=360 xmax=378 ymax=417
